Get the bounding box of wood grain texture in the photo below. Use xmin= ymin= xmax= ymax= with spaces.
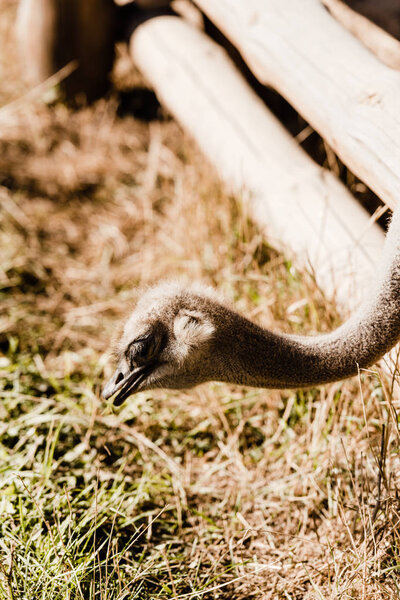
xmin=129 ymin=16 xmax=384 ymax=305
xmin=192 ymin=0 xmax=400 ymax=210
xmin=322 ymin=0 xmax=400 ymax=69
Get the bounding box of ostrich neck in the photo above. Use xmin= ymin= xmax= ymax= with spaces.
xmin=215 ymin=209 xmax=400 ymax=389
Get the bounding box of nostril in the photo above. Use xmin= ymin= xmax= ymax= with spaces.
xmin=115 ymin=372 xmax=124 ymax=385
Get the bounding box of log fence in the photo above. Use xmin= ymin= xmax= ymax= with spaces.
xmin=16 ymin=0 xmax=400 ymax=306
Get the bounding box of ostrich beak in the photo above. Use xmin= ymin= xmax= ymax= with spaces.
xmin=102 ymin=361 xmax=151 ymax=405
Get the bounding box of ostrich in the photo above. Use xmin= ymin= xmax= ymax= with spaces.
xmin=103 ymin=207 xmax=400 ymax=406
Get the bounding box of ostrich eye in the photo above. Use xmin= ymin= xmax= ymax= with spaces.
xmin=126 ymin=327 xmax=166 ymax=368
xmin=127 ymin=335 xmax=152 ymax=368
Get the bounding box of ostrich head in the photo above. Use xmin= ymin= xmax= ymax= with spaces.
xmin=102 ymin=282 xmax=220 ymax=404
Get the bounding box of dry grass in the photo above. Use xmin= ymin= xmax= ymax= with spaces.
xmin=1 ymin=2 xmax=400 ymax=598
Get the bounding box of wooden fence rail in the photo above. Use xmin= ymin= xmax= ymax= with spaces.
xmin=192 ymin=0 xmax=400 ymax=210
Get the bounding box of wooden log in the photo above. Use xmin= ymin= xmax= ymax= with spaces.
xmin=129 ymin=16 xmax=385 ymax=305
xmin=16 ymin=0 xmax=117 ymax=102
xmin=191 ymin=0 xmax=400 ymax=211
xmin=322 ymin=0 xmax=400 ymax=69
xmin=345 ymin=0 xmax=400 ymax=41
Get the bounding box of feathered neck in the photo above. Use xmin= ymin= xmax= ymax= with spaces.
xmin=210 ymin=209 xmax=400 ymax=388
